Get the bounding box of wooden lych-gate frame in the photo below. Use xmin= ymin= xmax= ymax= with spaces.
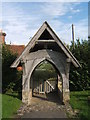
xmin=11 ymin=21 xmax=81 ymax=104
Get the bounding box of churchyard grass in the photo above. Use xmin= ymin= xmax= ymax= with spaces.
xmin=70 ymin=90 xmax=90 ymax=120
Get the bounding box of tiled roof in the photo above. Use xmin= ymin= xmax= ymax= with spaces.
xmin=7 ymin=44 xmax=25 ymax=56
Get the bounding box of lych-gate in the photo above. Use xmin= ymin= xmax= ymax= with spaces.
xmin=11 ymin=21 xmax=81 ymax=104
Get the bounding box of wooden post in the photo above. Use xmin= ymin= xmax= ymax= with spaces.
xmin=72 ymin=24 xmax=75 ymax=49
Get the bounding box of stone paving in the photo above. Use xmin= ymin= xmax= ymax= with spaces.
xmin=17 ymin=92 xmax=74 ymax=118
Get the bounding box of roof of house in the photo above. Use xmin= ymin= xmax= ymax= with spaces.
xmin=7 ymin=44 xmax=25 ymax=56
xmin=11 ymin=21 xmax=81 ymax=68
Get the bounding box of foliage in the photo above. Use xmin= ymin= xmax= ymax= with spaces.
xmin=69 ymin=39 xmax=90 ymax=91
xmin=38 ymin=60 xmax=56 ymax=71
xmin=32 ymin=61 xmax=57 ymax=80
xmin=70 ymin=91 xmax=90 ymax=120
xmin=2 ymin=45 xmax=22 ymax=93
xmin=33 ymin=69 xmax=57 ymax=80
xmin=1 ymin=93 xmax=21 ymax=118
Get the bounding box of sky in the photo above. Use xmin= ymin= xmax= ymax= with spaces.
xmin=1 ymin=1 xmax=89 ymax=45
xmin=89 ymin=1 xmax=90 ymax=37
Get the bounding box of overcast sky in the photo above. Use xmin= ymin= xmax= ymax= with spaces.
xmin=1 ymin=1 xmax=89 ymax=45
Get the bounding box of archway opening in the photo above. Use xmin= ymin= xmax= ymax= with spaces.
xmin=30 ymin=60 xmax=62 ymax=103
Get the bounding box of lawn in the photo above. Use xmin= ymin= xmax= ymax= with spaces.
xmin=1 ymin=90 xmax=90 ymax=119
xmin=70 ymin=90 xmax=90 ymax=120
xmin=1 ymin=92 xmax=22 ymax=118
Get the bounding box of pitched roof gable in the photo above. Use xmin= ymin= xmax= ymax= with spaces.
xmin=11 ymin=21 xmax=81 ymax=68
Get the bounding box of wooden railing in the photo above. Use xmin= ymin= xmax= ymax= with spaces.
xmin=45 ymin=80 xmax=55 ymax=93
xmin=33 ymin=79 xmax=57 ymax=94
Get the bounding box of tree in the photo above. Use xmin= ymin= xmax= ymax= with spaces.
xmin=69 ymin=39 xmax=90 ymax=91
xmin=2 ymin=45 xmax=22 ymax=93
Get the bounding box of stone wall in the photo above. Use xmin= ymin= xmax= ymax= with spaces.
xmin=22 ymin=89 xmax=32 ymax=105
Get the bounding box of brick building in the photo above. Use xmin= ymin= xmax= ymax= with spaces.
xmin=0 ymin=30 xmax=25 ymax=56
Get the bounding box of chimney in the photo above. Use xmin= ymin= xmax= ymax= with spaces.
xmin=0 ymin=30 xmax=6 ymax=44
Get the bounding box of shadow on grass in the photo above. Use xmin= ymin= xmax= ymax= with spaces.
xmin=5 ymin=92 xmax=22 ymax=100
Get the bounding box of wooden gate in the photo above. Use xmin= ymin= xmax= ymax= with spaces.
xmin=33 ymin=79 xmax=57 ymax=94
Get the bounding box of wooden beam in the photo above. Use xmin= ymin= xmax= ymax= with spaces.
xmin=36 ymin=40 xmax=55 ymax=43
